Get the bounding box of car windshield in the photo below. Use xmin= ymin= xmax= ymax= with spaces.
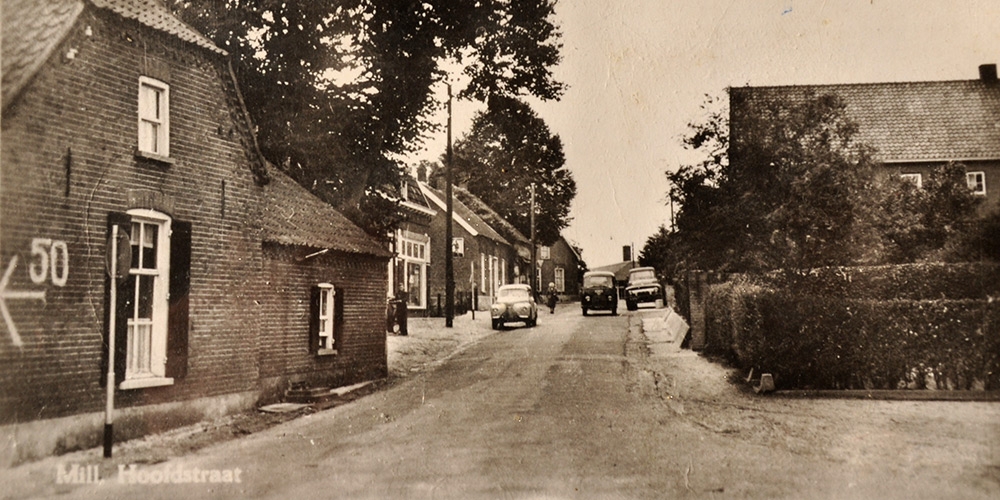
xmin=497 ymin=288 xmax=530 ymax=300
xmin=630 ymin=269 xmax=656 ymax=281
xmin=584 ymin=275 xmax=613 ymax=288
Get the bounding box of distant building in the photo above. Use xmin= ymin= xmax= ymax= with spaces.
xmin=729 ymin=64 xmax=1000 ymax=213
xmin=536 ymin=236 xmax=584 ymax=299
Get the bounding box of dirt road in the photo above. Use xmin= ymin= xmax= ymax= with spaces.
xmin=5 ymin=304 xmax=999 ymax=499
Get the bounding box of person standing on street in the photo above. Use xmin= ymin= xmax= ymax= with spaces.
xmin=546 ymin=282 xmax=559 ymax=314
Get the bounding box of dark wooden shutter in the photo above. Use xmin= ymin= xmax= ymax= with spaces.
xmin=166 ymin=220 xmax=192 ymax=378
xmin=102 ymin=212 xmax=131 ymax=385
xmin=308 ymin=285 xmax=320 ymax=353
xmin=334 ymin=286 xmax=345 ymax=348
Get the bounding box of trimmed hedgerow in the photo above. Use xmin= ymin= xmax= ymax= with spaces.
xmin=748 ymin=262 xmax=1000 ymax=301
xmin=704 ymin=277 xmax=761 ymax=361
xmin=736 ymin=292 xmax=1000 ymax=390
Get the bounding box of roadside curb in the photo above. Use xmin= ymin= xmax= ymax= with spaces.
xmin=768 ymin=389 xmax=1000 ymax=401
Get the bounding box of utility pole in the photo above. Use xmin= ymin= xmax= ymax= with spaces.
xmin=529 ymin=183 xmax=536 ymax=296
xmin=445 ymin=83 xmax=454 ymax=328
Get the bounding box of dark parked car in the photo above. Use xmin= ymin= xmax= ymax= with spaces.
xmin=625 ymin=266 xmax=663 ymax=311
xmin=581 ymin=271 xmax=618 ymax=316
xmin=491 ymin=284 xmax=538 ymax=329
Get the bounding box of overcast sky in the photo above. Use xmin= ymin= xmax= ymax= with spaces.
xmin=416 ymin=0 xmax=1000 ymax=268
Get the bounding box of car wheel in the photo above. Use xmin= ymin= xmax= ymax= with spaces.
xmin=612 ymin=308 xmax=618 ymax=316
xmin=626 ymin=301 xmax=637 ymax=311
xmin=492 ymin=320 xmax=501 ymax=330
xmin=582 ymin=307 xmax=588 ymax=316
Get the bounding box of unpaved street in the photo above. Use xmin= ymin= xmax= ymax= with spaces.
xmin=12 ymin=305 xmax=1000 ymax=499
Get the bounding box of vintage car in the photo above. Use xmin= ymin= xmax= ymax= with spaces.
xmin=491 ymin=284 xmax=538 ymax=330
xmin=581 ymin=271 xmax=618 ymax=316
xmin=625 ymin=266 xmax=663 ymax=311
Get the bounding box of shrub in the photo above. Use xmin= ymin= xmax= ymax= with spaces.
xmin=736 ymin=291 xmax=999 ymax=390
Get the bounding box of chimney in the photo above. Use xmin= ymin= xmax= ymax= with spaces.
xmin=979 ymin=64 xmax=997 ymax=83
xmin=416 ymin=163 xmax=427 ymax=182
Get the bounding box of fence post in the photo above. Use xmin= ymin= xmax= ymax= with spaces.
xmin=688 ymin=270 xmax=708 ymax=350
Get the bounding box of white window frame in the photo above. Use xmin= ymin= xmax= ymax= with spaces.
xmin=317 ymin=283 xmax=336 ymax=353
xmin=398 ymin=232 xmax=429 ymax=309
xmin=900 ymin=173 xmax=922 ymax=189
xmin=138 ymin=77 xmax=170 ymax=158
xmin=539 ymin=246 xmax=550 ymax=260
xmin=554 ymin=267 xmax=565 ymax=293
xmin=120 ymin=209 xmax=173 ymax=390
xmin=967 ymin=171 xmax=986 ymax=196
xmin=452 ymin=237 xmax=465 ymax=257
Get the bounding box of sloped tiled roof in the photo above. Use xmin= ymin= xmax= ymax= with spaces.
xmin=730 ymin=79 xmax=1000 ymax=162
xmin=262 ymin=165 xmax=391 ymax=258
xmin=452 ymin=186 xmax=530 ymax=245
xmin=1 ymin=0 xmax=84 ymax=109
xmin=419 ymin=183 xmax=510 ymax=246
xmin=90 ymin=0 xmax=226 ymax=55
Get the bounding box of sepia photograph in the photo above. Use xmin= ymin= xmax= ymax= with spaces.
xmin=1 ymin=0 xmax=998 ymax=498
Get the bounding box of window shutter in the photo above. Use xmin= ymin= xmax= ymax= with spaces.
xmin=102 ymin=212 xmax=131 ymax=386
xmin=334 ymin=286 xmax=345 ymax=347
xmin=166 ymin=220 xmax=192 ymax=378
xmin=308 ymin=285 xmax=320 ymax=353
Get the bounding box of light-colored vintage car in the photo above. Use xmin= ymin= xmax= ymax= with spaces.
xmin=625 ymin=266 xmax=663 ymax=311
xmin=491 ymin=284 xmax=538 ymax=330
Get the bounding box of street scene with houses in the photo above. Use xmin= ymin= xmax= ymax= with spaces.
xmin=1 ymin=1 xmax=998 ymax=499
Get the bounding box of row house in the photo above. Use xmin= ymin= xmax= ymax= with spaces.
xmin=451 ymin=186 xmax=533 ymax=286
xmin=419 ymin=182 xmax=513 ymax=312
xmin=0 ymin=0 xmax=389 ymax=466
xmin=729 ymin=64 xmax=1000 ymax=214
xmin=536 ymin=236 xmax=584 ymax=299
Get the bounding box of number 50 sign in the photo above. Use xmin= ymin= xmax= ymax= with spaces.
xmin=29 ymin=238 xmax=69 ymax=287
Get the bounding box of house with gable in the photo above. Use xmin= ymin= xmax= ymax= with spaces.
xmin=0 ymin=0 xmax=390 ymax=466
xmin=729 ymin=64 xmax=1000 ymax=214
xmin=452 ymin=185 xmax=533 ymax=287
xmin=536 ymin=235 xmax=585 ymax=299
xmin=387 ymin=175 xmax=437 ymax=314
xmin=419 ymin=181 xmax=513 ymax=312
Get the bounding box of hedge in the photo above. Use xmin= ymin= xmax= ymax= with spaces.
xmin=747 ymin=262 xmax=1000 ymax=301
xmin=736 ymin=292 xmax=1000 ymax=390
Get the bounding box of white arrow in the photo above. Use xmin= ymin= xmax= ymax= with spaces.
xmin=1 ymin=256 xmax=46 ymax=347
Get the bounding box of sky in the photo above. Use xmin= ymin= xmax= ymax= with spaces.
xmin=414 ymin=0 xmax=1000 ymax=268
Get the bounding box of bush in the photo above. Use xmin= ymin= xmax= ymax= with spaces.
xmin=737 ymin=292 xmax=999 ymax=390
xmin=704 ymin=277 xmax=761 ymax=360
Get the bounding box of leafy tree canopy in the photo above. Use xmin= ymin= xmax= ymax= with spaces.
xmin=171 ymin=0 xmax=564 ymax=236
xmin=654 ymin=91 xmax=984 ymax=277
xmin=437 ymin=96 xmax=575 ymax=245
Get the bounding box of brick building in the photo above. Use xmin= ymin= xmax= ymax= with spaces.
xmin=0 ymin=0 xmax=389 ymax=465
xmin=729 ymin=64 xmax=1000 ymax=214
xmin=419 ymin=182 xmax=513 ymax=312
xmin=536 ymin=236 xmax=584 ymax=299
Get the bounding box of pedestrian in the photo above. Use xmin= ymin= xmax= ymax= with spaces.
xmin=546 ymin=282 xmax=559 ymax=314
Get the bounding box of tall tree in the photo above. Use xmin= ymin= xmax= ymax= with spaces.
xmin=443 ymin=96 xmax=575 ymax=245
xmin=171 ymin=0 xmax=564 ymax=236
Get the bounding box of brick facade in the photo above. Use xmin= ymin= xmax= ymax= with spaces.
xmin=1 ymin=2 xmax=390 ymax=464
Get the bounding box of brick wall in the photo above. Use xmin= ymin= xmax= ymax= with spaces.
xmin=0 ymin=10 xmax=264 ymax=423
xmin=258 ymin=244 xmax=388 ymax=398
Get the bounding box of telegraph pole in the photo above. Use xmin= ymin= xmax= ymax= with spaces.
xmin=529 ymin=183 xmax=536 ymax=296
xmin=445 ymin=83 xmax=454 ymax=328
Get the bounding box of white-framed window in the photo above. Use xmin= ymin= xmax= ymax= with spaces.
xmin=398 ymin=232 xmax=429 ymax=309
xmin=554 ymin=267 xmax=565 ymax=293
xmin=539 ymin=246 xmax=550 ymax=260
xmin=967 ymin=171 xmax=986 ymax=195
xmin=121 ymin=209 xmax=172 ymax=389
xmin=900 ymin=173 xmax=922 ymax=189
xmin=452 ymin=237 xmax=465 ymax=257
xmin=317 ymin=283 xmax=335 ymax=351
xmin=138 ymin=77 xmax=170 ymax=157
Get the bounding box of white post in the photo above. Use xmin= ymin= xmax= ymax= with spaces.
xmin=104 ymin=224 xmax=118 ymax=458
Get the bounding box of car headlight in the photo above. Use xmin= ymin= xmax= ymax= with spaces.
xmin=515 ymin=303 xmax=530 ymax=315
xmin=584 ymin=295 xmax=591 ymax=302
xmin=491 ymin=304 xmax=506 ymax=316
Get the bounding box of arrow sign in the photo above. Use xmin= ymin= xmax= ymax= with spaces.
xmin=1 ymin=256 xmax=46 ymax=347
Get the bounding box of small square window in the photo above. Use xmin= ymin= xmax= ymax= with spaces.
xmin=539 ymin=246 xmax=550 ymax=260
xmin=900 ymin=173 xmax=922 ymax=189
xmin=967 ymin=171 xmax=986 ymax=196
xmin=138 ymin=77 xmax=169 ymax=158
